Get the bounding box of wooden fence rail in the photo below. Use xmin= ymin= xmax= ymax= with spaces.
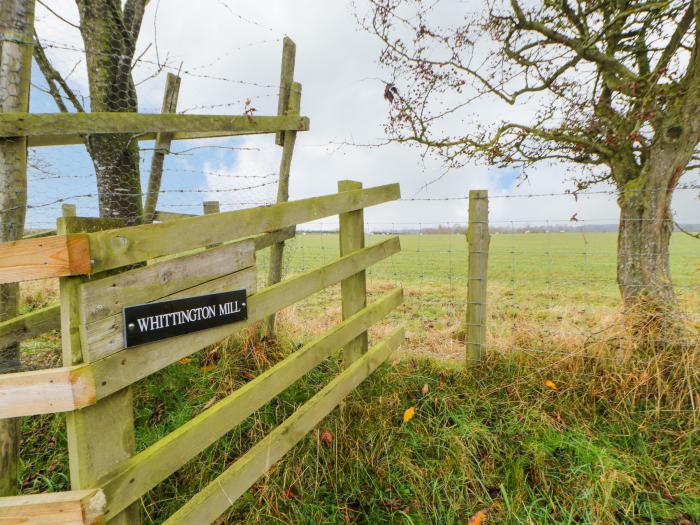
xmin=0 ymin=112 xmax=310 ymax=148
xmin=0 ymin=183 xmax=399 ymax=284
xmin=0 ymin=181 xmax=404 ymax=524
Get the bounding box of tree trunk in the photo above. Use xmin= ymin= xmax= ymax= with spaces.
xmin=76 ymin=0 xmax=143 ymax=225
xmin=0 ymin=0 xmax=35 ymax=496
xmin=617 ymin=180 xmax=677 ymax=343
xmin=86 ymin=134 xmax=142 ymax=224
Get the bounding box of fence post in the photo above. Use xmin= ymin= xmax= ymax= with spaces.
xmin=265 ymin=38 xmax=300 ymax=338
xmin=0 ymin=0 xmax=36 ymax=497
xmin=143 ymin=72 xmax=181 ymax=223
xmin=61 ymin=203 xmax=76 ymax=217
xmin=338 ymin=180 xmax=368 ymax=365
xmin=466 ymin=189 xmax=490 ymax=364
xmin=203 ymin=200 xmax=220 ymax=215
xmin=58 ymin=210 xmax=140 ymax=525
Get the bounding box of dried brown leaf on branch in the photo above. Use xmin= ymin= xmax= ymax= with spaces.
xmin=384 ymin=83 xmax=399 ymax=103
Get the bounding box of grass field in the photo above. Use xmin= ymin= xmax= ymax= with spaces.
xmin=270 ymin=231 xmax=700 ymax=360
xmin=16 ymin=231 xmax=700 ymax=524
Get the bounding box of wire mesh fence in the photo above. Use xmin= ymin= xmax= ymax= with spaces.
xmin=275 ymin=194 xmax=700 ymax=370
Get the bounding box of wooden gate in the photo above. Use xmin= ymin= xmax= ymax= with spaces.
xmin=0 ymin=182 xmax=404 ymax=524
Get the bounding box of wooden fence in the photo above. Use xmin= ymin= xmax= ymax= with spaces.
xmin=0 ymin=182 xmax=404 ymax=524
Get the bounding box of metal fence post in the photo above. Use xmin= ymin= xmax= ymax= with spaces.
xmin=466 ymin=189 xmax=490 ymax=363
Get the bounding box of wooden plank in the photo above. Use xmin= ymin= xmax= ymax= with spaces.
xmin=466 ymin=189 xmax=490 ymax=363
xmin=250 ymin=227 xmax=295 ymax=251
xmin=86 ymin=236 xmax=400 ymax=399
xmin=338 ymin=180 xmax=368 ymax=365
xmin=153 ymin=210 xmax=196 ymax=222
xmin=22 ymin=229 xmax=56 ymax=240
xmin=82 ymin=266 xmax=257 ymax=361
xmin=0 ymin=234 xmax=90 ymax=284
xmin=99 ymin=289 xmax=403 ymax=518
xmin=0 ymin=489 xmax=105 ymax=525
xmin=87 ymin=184 xmax=400 ymax=273
xmin=0 ymin=113 xmax=309 ymax=138
xmin=61 ymin=217 xmax=126 ymax=234
xmin=0 ymin=365 xmax=95 ymax=418
xmin=79 ymin=240 xmax=255 ymax=325
xmin=0 ymin=304 xmax=60 ymax=349
xmin=275 ymin=36 xmax=296 ymax=145
xmin=163 ymin=327 xmax=405 ymax=525
xmin=143 ymin=73 xmax=182 ymax=223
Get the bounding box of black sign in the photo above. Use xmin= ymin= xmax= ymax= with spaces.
xmin=123 ymin=289 xmax=248 ymax=347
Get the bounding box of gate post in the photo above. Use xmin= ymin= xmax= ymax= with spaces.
xmin=58 ymin=209 xmax=140 ymax=525
xmin=466 ymin=189 xmax=490 ymax=364
xmin=338 ymin=180 xmax=368 ymax=365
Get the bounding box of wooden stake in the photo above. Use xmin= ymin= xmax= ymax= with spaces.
xmin=466 ymin=189 xmax=490 ymax=363
xmin=265 ymin=81 xmax=302 ymax=337
xmin=143 ymin=73 xmax=181 ymax=223
xmin=275 ymin=37 xmax=296 ymax=146
xmin=338 ymin=180 xmax=368 ymax=365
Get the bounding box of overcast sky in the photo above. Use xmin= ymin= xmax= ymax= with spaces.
xmin=28 ymin=0 xmax=699 ymax=230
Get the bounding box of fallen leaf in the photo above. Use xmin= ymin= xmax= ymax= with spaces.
xmin=421 ymin=383 xmax=430 ymax=395
xmin=320 ymin=430 xmax=334 ymax=447
xmin=403 ymin=406 xmax=416 ymax=423
xmin=201 ymin=364 xmax=217 ymax=373
xmin=468 ymin=508 xmax=488 ymax=525
xmin=544 ymin=379 xmax=557 ymax=390
xmin=178 ymin=357 xmax=192 ymax=364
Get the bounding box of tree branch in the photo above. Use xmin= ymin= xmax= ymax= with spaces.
xmin=122 ymin=0 xmax=149 ymax=57
xmin=33 ymin=32 xmax=85 ymax=113
xmin=510 ymin=0 xmax=639 ymax=89
xmin=653 ymin=3 xmax=694 ymax=75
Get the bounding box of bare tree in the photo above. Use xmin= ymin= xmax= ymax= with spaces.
xmin=35 ymin=0 xmax=150 ymax=225
xmin=0 ymin=0 xmax=35 ymax=496
xmin=361 ymin=0 xmax=700 ymax=343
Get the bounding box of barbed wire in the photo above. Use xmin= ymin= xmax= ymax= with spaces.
xmin=402 ymin=184 xmax=700 ymax=201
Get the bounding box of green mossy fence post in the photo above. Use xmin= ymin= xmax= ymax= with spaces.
xmin=58 ymin=208 xmax=140 ymax=525
xmin=143 ymin=72 xmax=181 ymax=223
xmin=338 ymin=180 xmax=368 ymax=365
xmin=466 ymin=189 xmax=490 ymax=364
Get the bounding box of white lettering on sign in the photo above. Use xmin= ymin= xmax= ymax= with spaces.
xmin=134 ymin=301 xmax=242 ymax=333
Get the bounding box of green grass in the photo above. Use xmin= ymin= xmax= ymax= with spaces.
xmin=271 ymin=232 xmax=699 ymax=360
xmin=280 ymin=231 xmax=699 ymax=298
xmin=20 ymin=335 xmax=700 ymax=524
xmin=16 ymin=231 xmax=700 ymax=524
